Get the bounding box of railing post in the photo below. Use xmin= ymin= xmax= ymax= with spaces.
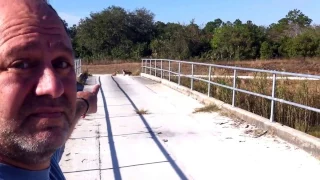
xmin=80 ymin=59 xmax=82 ymax=74
xmin=149 ymin=59 xmax=152 ymax=75
xmin=141 ymin=59 xmax=143 ymax=75
xmin=74 ymin=60 xmax=77 ymax=75
xmin=178 ymin=62 xmax=181 ymax=85
xmin=155 ymin=60 xmax=157 ymax=77
xmin=161 ymin=60 xmax=163 ymax=79
xmin=208 ymin=66 xmax=211 ymax=97
xmin=169 ymin=61 xmax=171 ymax=81
xmin=191 ymin=64 xmax=194 ymax=90
xmin=76 ymin=59 xmax=78 ymax=75
xmin=76 ymin=59 xmax=79 ymax=75
xmin=270 ymin=73 xmax=277 ymax=122
xmin=232 ymin=69 xmax=237 ymax=107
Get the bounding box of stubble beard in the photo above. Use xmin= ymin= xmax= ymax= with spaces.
xmin=0 ymin=97 xmax=76 ymax=165
xmin=0 ymin=118 xmax=71 ymax=165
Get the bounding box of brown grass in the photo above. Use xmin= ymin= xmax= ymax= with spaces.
xmin=161 ymin=59 xmax=320 ymax=76
xmin=193 ymin=104 xmax=220 ymax=113
xmin=215 ymin=59 xmax=320 ymax=75
xmin=82 ymin=59 xmax=320 ymax=75
xmin=135 ymin=108 xmax=149 ymax=115
xmin=82 ymin=63 xmax=141 ymax=75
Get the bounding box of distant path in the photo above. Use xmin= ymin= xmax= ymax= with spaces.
xmin=60 ymin=75 xmax=320 ymax=180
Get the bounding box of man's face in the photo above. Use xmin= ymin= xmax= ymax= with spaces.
xmin=0 ymin=0 xmax=77 ymax=164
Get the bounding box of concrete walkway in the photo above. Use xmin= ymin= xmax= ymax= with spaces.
xmin=60 ymin=75 xmax=320 ymax=180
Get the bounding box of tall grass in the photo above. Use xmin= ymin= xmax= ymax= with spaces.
xmin=158 ymin=71 xmax=320 ymax=138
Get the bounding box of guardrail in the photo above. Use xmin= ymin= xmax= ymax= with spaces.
xmin=74 ymin=59 xmax=82 ymax=76
xmin=141 ymin=58 xmax=320 ymax=122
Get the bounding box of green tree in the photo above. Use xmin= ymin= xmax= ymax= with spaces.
xmin=211 ymin=20 xmax=265 ymax=60
xmin=286 ymin=9 xmax=312 ymax=27
xmin=70 ymin=6 xmax=319 ymax=62
xmin=260 ymin=41 xmax=273 ymax=59
xmin=292 ymin=31 xmax=319 ymax=59
xmin=203 ymin=18 xmax=223 ymax=34
xmin=75 ymin=6 xmax=155 ymax=61
xmin=266 ymin=9 xmax=313 ymax=58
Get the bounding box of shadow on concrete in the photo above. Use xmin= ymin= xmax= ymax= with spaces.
xmin=110 ymin=76 xmax=189 ymax=180
xmin=98 ymin=77 xmax=122 ymax=180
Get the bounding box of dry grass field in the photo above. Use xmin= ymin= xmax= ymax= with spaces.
xmin=81 ymin=59 xmax=320 ymax=137
xmin=82 ymin=59 xmax=320 ymax=75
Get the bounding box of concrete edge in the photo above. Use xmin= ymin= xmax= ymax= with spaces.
xmin=140 ymin=73 xmax=320 ymax=160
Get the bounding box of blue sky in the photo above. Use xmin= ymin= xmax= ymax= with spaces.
xmin=49 ymin=0 xmax=320 ymax=27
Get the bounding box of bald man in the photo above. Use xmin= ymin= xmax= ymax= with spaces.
xmin=0 ymin=0 xmax=99 ymax=179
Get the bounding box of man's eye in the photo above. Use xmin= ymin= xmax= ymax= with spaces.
xmin=52 ymin=60 xmax=70 ymax=69
xmin=11 ymin=61 xmax=30 ymax=69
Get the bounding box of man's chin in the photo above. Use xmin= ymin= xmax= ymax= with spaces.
xmin=33 ymin=127 xmax=69 ymax=148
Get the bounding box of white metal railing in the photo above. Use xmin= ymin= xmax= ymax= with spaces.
xmin=74 ymin=59 xmax=82 ymax=76
xmin=141 ymin=58 xmax=320 ymax=122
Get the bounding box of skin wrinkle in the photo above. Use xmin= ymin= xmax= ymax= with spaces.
xmin=0 ymin=24 xmax=67 ymax=49
xmin=0 ymin=2 xmax=64 ymax=46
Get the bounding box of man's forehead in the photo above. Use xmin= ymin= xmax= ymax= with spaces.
xmin=0 ymin=0 xmax=56 ymax=24
xmin=5 ymin=40 xmax=74 ymax=56
xmin=0 ymin=0 xmax=48 ymax=10
xmin=0 ymin=0 xmax=70 ymax=49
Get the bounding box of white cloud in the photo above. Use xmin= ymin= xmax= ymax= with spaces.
xmin=57 ymin=12 xmax=82 ymax=26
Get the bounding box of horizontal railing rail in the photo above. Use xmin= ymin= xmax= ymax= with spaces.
xmin=141 ymin=58 xmax=320 ymax=122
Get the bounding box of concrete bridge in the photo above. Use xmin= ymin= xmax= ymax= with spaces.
xmin=60 ymin=75 xmax=320 ymax=180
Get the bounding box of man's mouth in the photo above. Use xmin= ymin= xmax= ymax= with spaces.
xmin=27 ymin=107 xmax=69 ymax=130
xmin=30 ymin=107 xmax=64 ymax=118
xmin=31 ymin=112 xmax=63 ymax=118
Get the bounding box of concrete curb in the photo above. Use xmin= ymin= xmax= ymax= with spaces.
xmin=141 ymin=73 xmax=320 ymax=159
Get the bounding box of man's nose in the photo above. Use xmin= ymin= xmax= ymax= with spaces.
xmin=35 ymin=67 xmax=64 ymax=98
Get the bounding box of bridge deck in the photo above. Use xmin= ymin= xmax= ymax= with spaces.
xmin=60 ymin=75 xmax=320 ymax=180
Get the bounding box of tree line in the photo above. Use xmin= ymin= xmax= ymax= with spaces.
xmin=63 ymin=6 xmax=320 ymax=63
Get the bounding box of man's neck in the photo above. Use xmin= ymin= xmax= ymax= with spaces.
xmin=0 ymin=155 xmax=50 ymax=171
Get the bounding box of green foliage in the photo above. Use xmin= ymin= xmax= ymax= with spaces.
xmin=204 ymin=18 xmax=223 ymax=34
xmin=149 ymin=21 xmax=210 ymax=60
xmin=260 ymin=41 xmax=273 ymax=59
xmin=286 ymin=9 xmax=312 ymax=27
xmin=293 ymin=31 xmax=319 ymax=58
xmin=210 ymin=20 xmax=265 ymax=60
xmin=63 ymin=7 xmax=320 ymax=62
xmin=72 ymin=6 xmax=154 ymax=62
